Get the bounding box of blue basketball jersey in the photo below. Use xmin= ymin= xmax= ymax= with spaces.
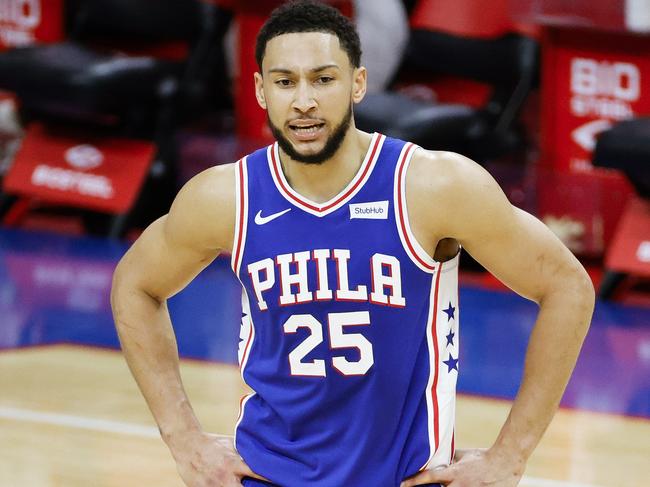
xmin=231 ymin=133 xmax=459 ymax=486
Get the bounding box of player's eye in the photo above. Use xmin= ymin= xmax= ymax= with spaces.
xmin=275 ymin=79 xmax=294 ymax=87
xmin=317 ymin=76 xmax=334 ymax=84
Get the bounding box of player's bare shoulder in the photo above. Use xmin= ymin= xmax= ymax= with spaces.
xmin=407 ymin=149 xmax=489 ymax=197
xmin=405 ymin=149 xmax=476 ymax=224
xmin=165 ymin=163 xmax=237 ymax=254
xmin=406 ymin=149 xmax=512 ymax=244
xmin=405 ymin=148 xmax=509 ymax=240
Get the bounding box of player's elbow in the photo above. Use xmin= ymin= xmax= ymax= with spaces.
xmin=110 ymin=257 xmax=134 ymax=322
xmin=111 ymin=258 xmax=129 ymax=305
xmin=544 ymin=264 xmax=595 ymax=331
xmin=569 ymin=267 xmax=595 ymax=341
xmin=111 ymin=253 xmax=163 ymax=322
xmin=572 ymin=265 xmax=595 ymax=314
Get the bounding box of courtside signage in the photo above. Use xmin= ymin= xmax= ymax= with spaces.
xmin=349 ymin=201 xmax=389 ymax=220
xmin=3 ymin=123 xmax=155 ymax=213
xmin=0 ymin=0 xmax=64 ymax=49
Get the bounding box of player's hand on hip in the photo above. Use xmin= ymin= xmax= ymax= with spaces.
xmin=169 ymin=431 xmax=268 ymax=487
xmin=400 ymin=448 xmax=525 ymax=487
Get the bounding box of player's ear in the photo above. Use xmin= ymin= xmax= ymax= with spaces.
xmin=254 ymin=72 xmax=267 ymax=110
xmin=352 ymin=66 xmax=367 ymax=104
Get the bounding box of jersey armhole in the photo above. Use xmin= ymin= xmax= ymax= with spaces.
xmin=394 ymin=144 xmax=460 ymax=274
xmin=231 ymin=157 xmax=249 ymax=276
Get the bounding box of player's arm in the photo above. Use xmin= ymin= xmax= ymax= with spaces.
xmin=402 ymin=151 xmax=595 ymax=487
xmin=111 ymin=164 xmax=263 ymax=486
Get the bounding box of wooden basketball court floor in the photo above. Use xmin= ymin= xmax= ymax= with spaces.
xmin=1 ymin=228 xmax=649 ymax=486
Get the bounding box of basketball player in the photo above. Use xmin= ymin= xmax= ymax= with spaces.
xmin=111 ymin=2 xmax=594 ymax=486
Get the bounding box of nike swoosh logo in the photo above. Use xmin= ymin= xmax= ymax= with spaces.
xmin=254 ymin=208 xmax=292 ymax=225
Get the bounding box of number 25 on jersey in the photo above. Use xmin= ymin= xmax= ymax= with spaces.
xmin=284 ymin=311 xmax=374 ymax=377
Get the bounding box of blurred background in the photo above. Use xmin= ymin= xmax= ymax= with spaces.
xmin=0 ymin=1 xmax=648 ymax=486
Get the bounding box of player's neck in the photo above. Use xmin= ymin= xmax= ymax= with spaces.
xmin=278 ymin=128 xmax=373 ymax=204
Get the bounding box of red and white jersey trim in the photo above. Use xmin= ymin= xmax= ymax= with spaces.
xmin=267 ymin=132 xmax=385 ymax=217
xmin=394 ymin=143 xmax=440 ymax=274
xmin=234 ymin=272 xmax=257 ymax=442
xmin=423 ymin=263 xmax=442 ymax=468
xmin=231 ymin=157 xmax=249 ymax=275
xmin=231 ymin=157 xmax=257 ymax=442
xmin=233 ymin=392 xmax=256 ymax=451
xmin=392 ymin=142 xmax=460 ymax=469
xmin=421 ymin=258 xmax=459 ymax=471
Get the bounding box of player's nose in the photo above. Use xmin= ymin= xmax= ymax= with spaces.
xmin=291 ymin=80 xmax=317 ymax=113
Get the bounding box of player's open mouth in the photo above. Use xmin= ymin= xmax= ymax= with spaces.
xmin=289 ymin=122 xmax=326 ymax=141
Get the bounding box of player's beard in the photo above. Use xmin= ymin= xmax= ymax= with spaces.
xmin=268 ymin=104 xmax=353 ymax=165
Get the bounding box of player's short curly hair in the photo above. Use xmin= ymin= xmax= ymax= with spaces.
xmin=255 ymin=0 xmax=362 ymax=70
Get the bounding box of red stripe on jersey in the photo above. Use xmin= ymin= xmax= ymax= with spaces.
xmin=431 ymin=261 xmax=443 ymax=453
xmin=396 ymin=144 xmax=436 ymax=271
xmin=270 ymin=134 xmax=382 ymax=212
xmin=236 ymin=395 xmax=246 ymax=423
xmin=233 ymin=160 xmax=245 ymax=274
